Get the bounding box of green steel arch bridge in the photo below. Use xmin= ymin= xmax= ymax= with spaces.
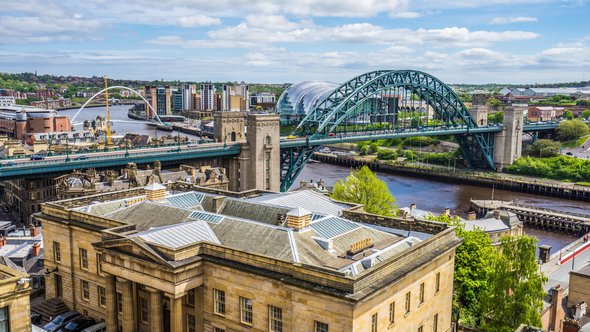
xmin=0 ymin=70 xmax=557 ymax=191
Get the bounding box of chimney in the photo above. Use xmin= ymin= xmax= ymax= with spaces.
xmin=286 ymin=207 xmax=312 ymax=230
xmin=318 ymin=179 xmax=325 ymax=189
xmin=575 ymin=301 xmax=587 ymax=320
xmin=444 ymin=208 xmax=451 ymax=217
xmin=299 ymin=180 xmax=307 ymax=188
xmin=0 ymin=237 xmax=5 ymax=248
xmin=493 ymin=210 xmax=501 ymax=219
xmin=549 ymin=284 xmax=565 ymax=332
xmin=29 ymin=224 xmax=39 ymax=237
xmin=410 ymin=203 xmax=416 ymax=211
xmin=467 ymin=211 xmax=477 ymax=221
xmin=32 ymin=242 xmax=41 ymax=257
xmin=212 ymin=196 xmax=225 ymax=213
xmin=154 ymin=160 xmax=161 ymax=176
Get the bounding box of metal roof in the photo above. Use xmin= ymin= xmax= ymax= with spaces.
xmin=133 ymin=220 xmax=220 ymax=248
xmin=310 ymin=216 xmax=360 ymax=239
xmin=247 ymin=190 xmax=349 ymax=216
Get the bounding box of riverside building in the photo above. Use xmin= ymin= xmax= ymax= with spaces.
xmin=37 ymin=182 xmax=461 ymax=332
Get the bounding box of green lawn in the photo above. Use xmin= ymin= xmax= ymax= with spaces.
xmin=561 ymin=135 xmax=590 ymax=149
xmin=576 ymin=182 xmax=590 ymax=187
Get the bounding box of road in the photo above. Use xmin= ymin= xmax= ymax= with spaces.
xmin=562 ymin=136 xmax=590 ymax=159
xmin=544 ymin=243 xmax=590 ymax=291
xmin=0 ymin=141 xmax=231 ymax=168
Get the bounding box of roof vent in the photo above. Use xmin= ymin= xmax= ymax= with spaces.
xmin=286 ymin=207 xmax=312 ymax=230
xmin=361 ymin=257 xmax=378 ymax=269
xmin=347 ymin=238 xmax=374 ymax=256
xmin=313 ymin=237 xmax=334 ymax=252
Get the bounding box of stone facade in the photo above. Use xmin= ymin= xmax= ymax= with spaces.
xmin=36 ymin=184 xmax=461 ymax=332
xmin=569 ymin=264 xmax=590 ymax=309
xmin=493 ymin=107 xmax=525 ymax=169
xmin=0 ymin=264 xmax=32 ymax=332
xmin=2 ymin=177 xmax=57 ymax=223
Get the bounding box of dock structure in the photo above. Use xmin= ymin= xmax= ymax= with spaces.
xmin=470 ymin=200 xmax=590 ymax=235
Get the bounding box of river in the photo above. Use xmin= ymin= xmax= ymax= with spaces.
xmin=58 ymin=105 xmax=200 ymax=140
xmin=296 ymin=162 xmax=587 ymax=253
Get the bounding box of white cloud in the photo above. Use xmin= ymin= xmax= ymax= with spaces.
xmin=490 ymin=16 xmax=538 ymax=24
xmin=0 ymin=15 xmax=101 ymax=44
xmin=178 ymin=15 xmax=222 ymax=28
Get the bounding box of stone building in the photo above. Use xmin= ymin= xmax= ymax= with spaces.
xmin=2 ymin=177 xmax=57 ymax=223
xmin=462 ymin=210 xmax=523 ymax=244
xmin=0 ymin=264 xmax=32 ymax=331
xmin=36 ymin=183 xmax=461 ymax=332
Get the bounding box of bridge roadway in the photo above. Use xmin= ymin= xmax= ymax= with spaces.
xmin=0 ymin=142 xmax=241 ymax=180
xmin=0 ymin=121 xmax=557 ymax=181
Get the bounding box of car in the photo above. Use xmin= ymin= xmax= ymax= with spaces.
xmin=566 ymin=152 xmax=573 ymax=156
xmin=1 ymin=161 xmax=15 ymax=166
xmin=81 ymin=322 xmax=106 ymax=332
xmin=30 ymin=154 xmax=45 ymax=161
xmin=286 ymin=135 xmax=297 ymax=139
xmin=74 ymin=155 xmax=88 ymax=160
xmin=43 ymin=311 xmax=81 ymax=332
xmin=58 ymin=316 xmax=96 ymax=332
xmin=328 ymin=133 xmax=335 ymax=137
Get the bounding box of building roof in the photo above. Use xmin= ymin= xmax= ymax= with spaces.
xmin=277 ymin=81 xmax=339 ymax=116
xmin=144 ymin=181 xmax=166 ymax=191
xmin=286 ymin=207 xmax=311 ymax=217
xmin=246 ymin=190 xmax=350 ymax=216
xmin=132 ymin=220 xmax=220 ymax=248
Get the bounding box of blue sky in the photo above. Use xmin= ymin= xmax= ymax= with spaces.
xmin=1 ymin=0 xmax=588 ymax=84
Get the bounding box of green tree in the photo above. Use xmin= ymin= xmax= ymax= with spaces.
xmin=563 ymin=110 xmax=574 ymax=120
xmin=529 ymin=139 xmax=561 ymax=158
xmin=488 ymin=97 xmax=501 ymax=107
xmin=488 ymin=112 xmax=504 ymax=124
xmin=481 ymin=236 xmax=547 ymax=331
xmin=331 ymin=166 xmax=397 ymax=216
xmin=557 ymin=119 xmax=590 ymax=141
xmin=369 ymin=142 xmax=379 ymax=154
xmin=428 ymin=214 xmax=495 ymax=326
xmin=359 ymin=145 xmax=369 ymax=156
xmin=581 ymin=110 xmax=590 ymax=120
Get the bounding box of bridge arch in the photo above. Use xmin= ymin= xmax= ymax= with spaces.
xmin=280 ymin=70 xmax=495 ymax=191
xmin=71 ymin=86 xmax=164 ymax=125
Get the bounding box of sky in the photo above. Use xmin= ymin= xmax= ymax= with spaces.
xmin=1 ymin=0 xmax=589 ymax=84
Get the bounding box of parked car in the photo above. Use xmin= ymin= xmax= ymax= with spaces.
xmin=43 ymin=311 xmax=81 ymax=332
xmin=58 ymin=316 xmax=96 ymax=332
xmin=566 ymin=152 xmax=573 ymax=156
xmin=74 ymin=155 xmax=88 ymax=160
xmin=30 ymin=154 xmax=45 ymax=161
xmin=81 ymin=322 xmax=106 ymax=332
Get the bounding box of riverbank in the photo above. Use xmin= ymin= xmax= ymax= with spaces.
xmin=58 ymin=101 xmax=137 ymax=111
xmin=314 ymin=153 xmax=590 ymax=201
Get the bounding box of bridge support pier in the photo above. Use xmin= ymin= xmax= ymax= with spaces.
xmin=493 ymin=107 xmax=525 ymax=170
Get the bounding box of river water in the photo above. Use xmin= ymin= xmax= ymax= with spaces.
xmin=296 ymin=162 xmax=588 ymax=252
xmin=58 ymin=105 xmax=200 ymax=140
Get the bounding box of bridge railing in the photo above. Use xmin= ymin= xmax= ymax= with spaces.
xmin=509 ymin=202 xmax=590 ymax=219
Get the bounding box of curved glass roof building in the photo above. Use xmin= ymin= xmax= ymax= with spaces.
xmin=277 ymin=81 xmax=339 ymax=121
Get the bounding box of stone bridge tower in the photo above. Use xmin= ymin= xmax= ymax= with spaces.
xmin=224 ymin=113 xmax=280 ymax=192
xmin=213 ymin=111 xmax=245 ymax=143
xmin=493 ymin=107 xmax=526 ymax=169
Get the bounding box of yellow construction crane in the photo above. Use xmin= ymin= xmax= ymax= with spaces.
xmin=104 ymin=75 xmax=112 ymax=145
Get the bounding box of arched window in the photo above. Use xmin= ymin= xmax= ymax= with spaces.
xmin=230 ymin=131 xmax=237 ymax=141
xmin=266 ymin=135 xmax=271 ymax=144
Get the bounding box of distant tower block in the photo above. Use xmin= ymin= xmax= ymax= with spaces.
xmin=213 ymin=111 xmax=245 ymax=143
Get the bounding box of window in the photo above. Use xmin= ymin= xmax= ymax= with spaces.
xmin=418 ymin=325 xmax=423 ymax=332
xmin=315 ymin=321 xmax=329 ymax=332
xmin=389 ymin=301 xmax=395 ymax=324
xmin=433 ymin=313 xmax=438 ymax=332
xmin=53 ymin=242 xmax=61 ymax=262
xmin=117 ymin=292 xmax=123 ymax=314
xmin=269 ymin=305 xmax=283 ymax=332
xmin=97 ymin=253 xmax=103 ymax=274
xmin=0 ymin=306 xmax=9 ymax=332
xmin=213 ymin=289 xmax=225 ymax=316
xmin=435 ymin=272 xmax=441 ymax=293
xmin=419 ymin=282 xmax=425 ymax=304
xmin=187 ymin=314 xmax=196 ymax=332
xmin=240 ymin=297 xmax=253 ymax=325
xmin=98 ymin=286 xmax=106 ymax=307
xmin=213 ymin=328 xmax=225 ymax=332
xmin=185 ymin=289 xmax=195 ymax=307
xmin=81 ymin=280 xmax=90 ymax=301
xmin=405 ymin=292 xmax=411 ymax=314
xmin=371 ymin=313 xmax=378 ymax=332
xmin=139 ymin=297 xmax=148 ymax=323
xmin=79 ymin=248 xmax=88 ymax=270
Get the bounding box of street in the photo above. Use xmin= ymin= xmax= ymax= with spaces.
xmin=544 ymin=243 xmax=590 ymax=291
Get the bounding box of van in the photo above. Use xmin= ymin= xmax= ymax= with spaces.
xmin=30 ymin=154 xmax=45 ymax=161
xmin=81 ymin=322 xmax=106 ymax=332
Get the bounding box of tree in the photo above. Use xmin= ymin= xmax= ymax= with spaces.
xmin=557 ymin=119 xmax=590 ymax=141
xmin=581 ymin=110 xmax=590 ymax=120
xmin=529 ymin=139 xmax=561 ymax=158
xmin=331 ymin=166 xmax=397 ymax=216
xmin=488 ymin=112 xmax=504 ymax=124
xmin=428 ymin=214 xmax=495 ymax=326
xmin=563 ymin=110 xmax=574 ymax=120
xmin=481 ymin=236 xmax=547 ymax=331
xmin=488 ymin=97 xmax=501 ymax=107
